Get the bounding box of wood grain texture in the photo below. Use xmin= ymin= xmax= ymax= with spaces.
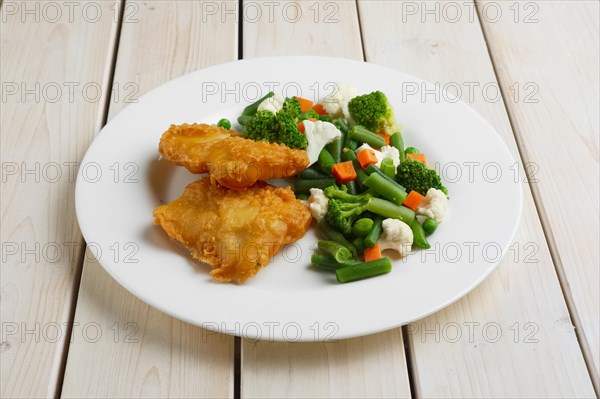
xmin=357 ymin=0 xmax=596 ymax=397
xmin=242 ymin=331 xmax=408 ymax=398
xmin=60 ymin=1 xmax=238 ymax=397
xmin=243 ymin=0 xmax=363 ymax=58
xmin=0 ymin=2 xmax=119 ymax=397
xmin=478 ymin=1 xmax=600 ymax=385
xmin=241 ymin=2 xmax=410 ymax=398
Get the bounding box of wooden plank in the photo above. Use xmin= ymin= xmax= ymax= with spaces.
xmin=241 ymin=2 xmax=411 ymax=398
xmin=478 ymin=0 xmax=599 ymax=385
xmin=243 ymin=0 xmax=363 ymax=58
xmin=242 ymin=331 xmax=408 ymax=398
xmin=0 ymin=2 xmax=120 ymax=397
xmin=60 ymin=1 xmax=237 ymax=397
xmin=357 ymin=0 xmax=596 ymax=397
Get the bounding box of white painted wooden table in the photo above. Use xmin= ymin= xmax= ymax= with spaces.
xmin=1 ymin=1 xmax=598 ymax=398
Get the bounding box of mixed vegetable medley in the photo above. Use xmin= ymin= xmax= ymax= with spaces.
xmin=221 ymin=83 xmax=449 ymax=284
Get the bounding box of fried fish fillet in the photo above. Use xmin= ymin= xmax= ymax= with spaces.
xmin=153 ymin=177 xmax=312 ymax=283
xmin=158 ymin=123 xmax=309 ymax=189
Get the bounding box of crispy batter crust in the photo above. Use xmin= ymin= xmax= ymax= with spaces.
xmin=153 ymin=177 xmax=312 ymax=283
xmin=158 ymin=123 xmax=309 ymax=189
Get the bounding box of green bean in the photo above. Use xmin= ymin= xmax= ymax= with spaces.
xmin=237 ymin=115 xmax=253 ymax=126
xmin=348 ymin=126 xmax=386 ymax=148
xmin=216 ymin=118 xmax=231 ymax=130
xmin=318 ymin=147 xmax=336 ymax=174
xmin=352 ymin=218 xmax=374 ymax=237
xmin=352 ymin=237 xmax=365 ymax=256
xmin=410 ymin=218 xmax=431 ymax=249
xmin=363 ymin=173 xmax=407 ymax=205
xmin=404 ymin=146 xmax=420 ymax=155
xmin=340 ymin=123 xmax=355 ymax=151
xmin=389 ymin=132 xmax=405 ymax=161
xmin=318 ymin=240 xmax=352 ymax=263
xmin=293 ymin=178 xmax=336 ymax=194
xmin=364 ymin=216 xmax=383 ymax=248
xmin=242 ymin=91 xmax=274 ymax=116
xmin=340 ymin=148 xmax=356 ymax=161
xmin=335 ymin=118 xmax=349 ymax=133
xmin=300 ymin=168 xmax=328 ymax=180
xmin=311 ymin=254 xmax=341 ymax=271
xmin=296 ymin=193 xmax=309 ymax=201
xmin=366 ymin=198 xmax=415 ymax=224
xmin=336 ymin=257 xmax=392 ymax=283
xmin=346 ymin=139 xmax=358 ymax=151
xmin=311 ymin=254 xmax=361 ymax=272
xmin=365 ymin=164 xmax=406 ymax=191
xmin=380 ymin=158 xmax=396 ymax=179
xmin=318 ymin=219 xmax=358 ymax=258
xmin=319 ymin=115 xmax=333 ymax=123
xmin=422 ymin=218 xmax=439 ymax=236
xmin=345 ymin=179 xmax=358 ymax=195
xmin=299 ymin=109 xmax=319 ymax=120
xmin=327 ymin=132 xmax=344 ymax=164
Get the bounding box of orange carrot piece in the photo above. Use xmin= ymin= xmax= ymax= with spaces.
xmin=312 ymin=103 xmax=328 ymax=115
xmin=295 ymin=97 xmax=314 ymax=112
xmin=364 ymin=243 xmax=382 ymax=262
xmin=403 ymin=190 xmax=425 ymax=211
xmin=331 ymin=161 xmax=357 ymax=184
xmin=308 ymin=118 xmax=318 ymax=122
xmin=356 ymin=149 xmax=378 ymax=169
xmin=406 ymin=153 xmax=426 ymax=164
xmin=376 ymin=133 xmax=390 ymax=146
xmin=297 ymin=122 xmax=305 ymax=133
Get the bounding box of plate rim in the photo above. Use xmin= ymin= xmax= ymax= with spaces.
xmin=75 ymin=55 xmax=524 ymax=341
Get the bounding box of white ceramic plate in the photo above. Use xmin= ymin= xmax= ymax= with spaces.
xmin=76 ymin=56 xmax=522 ymax=341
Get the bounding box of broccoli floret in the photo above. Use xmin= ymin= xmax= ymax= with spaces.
xmin=242 ymin=98 xmax=307 ymax=149
xmin=275 ymin=112 xmax=307 ymax=149
xmin=326 ymin=199 xmax=369 ymax=235
xmin=282 ymin=97 xmax=302 ymax=119
xmin=243 ymin=110 xmax=278 ymax=142
xmin=348 ymin=91 xmax=396 ymax=135
xmin=324 ymin=185 xmax=372 ymax=202
xmin=396 ymin=158 xmax=448 ymax=196
xmin=324 ymin=185 xmax=371 ymax=234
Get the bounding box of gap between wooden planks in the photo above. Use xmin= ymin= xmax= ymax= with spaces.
xmin=241 ymin=1 xmax=412 ymax=398
xmin=0 ymin=1 xmax=119 ymax=397
xmin=356 ymin=0 xmax=595 ymax=397
xmin=59 ymin=2 xmax=238 ymax=398
xmin=477 ymin=1 xmax=599 ymax=391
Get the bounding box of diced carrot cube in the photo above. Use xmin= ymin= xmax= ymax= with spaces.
xmin=331 ymin=161 xmax=357 ymax=184
xmin=312 ymin=103 xmax=328 ymax=115
xmin=403 ymin=190 xmax=425 ymax=211
xmin=295 ymin=97 xmax=314 ymax=112
xmin=364 ymin=243 xmax=382 ymax=262
xmin=356 ymin=149 xmax=378 ymax=169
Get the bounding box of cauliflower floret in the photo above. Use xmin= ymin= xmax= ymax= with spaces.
xmin=379 ymin=145 xmax=401 ymax=168
xmin=355 ymin=144 xmax=400 ymax=169
xmin=379 ymin=218 xmax=413 ymax=257
xmin=303 ymin=120 xmax=342 ymax=165
xmin=417 ymin=188 xmax=448 ymax=222
xmin=307 ymin=188 xmax=329 ymax=222
xmin=320 ymin=82 xmax=358 ymax=120
xmin=257 ymin=94 xmax=285 ymax=114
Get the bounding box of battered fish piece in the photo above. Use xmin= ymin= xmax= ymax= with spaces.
xmin=158 ymin=123 xmax=309 ymax=189
xmin=153 ymin=177 xmax=312 ymax=283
